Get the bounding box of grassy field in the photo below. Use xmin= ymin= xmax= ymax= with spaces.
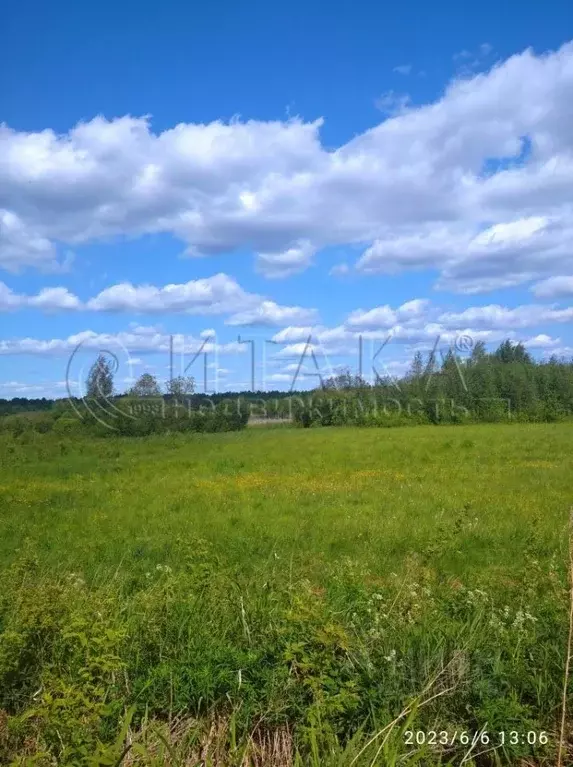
xmin=0 ymin=423 xmax=571 ymax=765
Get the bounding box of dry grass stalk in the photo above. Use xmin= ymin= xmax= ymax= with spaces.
xmin=121 ymin=715 xmax=294 ymax=767
xmin=557 ymin=507 xmax=573 ymax=767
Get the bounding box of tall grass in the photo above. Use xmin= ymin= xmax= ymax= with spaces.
xmin=0 ymin=424 xmax=571 ymax=765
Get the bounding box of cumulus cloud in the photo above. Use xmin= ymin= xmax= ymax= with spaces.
xmin=0 ymin=326 xmax=246 ymax=357
xmin=531 ymin=275 xmax=573 ymax=298
xmin=2 ymin=293 xmax=568 ymax=362
xmin=356 ymin=216 xmax=573 ymax=293
xmin=1 ymin=41 xmax=573 ymax=288
xmin=226 ymin=300 xmax=318 ymax=327
xmin=437 ymin=303 xmax=573 ymax=329
xmin=0 ymin=282 xmax=80 ymax=311
xmin=346 ymin=299 xmax=431 ymax=330
xmin=0 ymin=273 xmax=317 ymax=325
xmin=86 ymin=273 xmax=254 ymax=314
xmin=255 ymin=241 xmax=316 ymax=278
xmin=28 ymin=287 xmax=81 ymax=311
xmin=271 ymin=326 xmax=316 ymax=344
xmin=267 ymin=296 xmax=571 ymax=362
xmin=0 ymin=210 xmax=57 ymax=272
xmin=523 ymin=333 xmax=562 ymax=348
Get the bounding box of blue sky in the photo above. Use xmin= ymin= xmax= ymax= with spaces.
xmin=1 ymin=0 xmax=572 ymax=397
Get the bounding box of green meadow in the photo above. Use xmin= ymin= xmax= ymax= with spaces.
xmin=0 ymin=423 xmax=571 ymax=765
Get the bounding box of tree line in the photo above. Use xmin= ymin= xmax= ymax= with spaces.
xmin=1 ymin=341 xmax=572 ymax=432
xmin=289 ymin=341 xmax=573 ymax=427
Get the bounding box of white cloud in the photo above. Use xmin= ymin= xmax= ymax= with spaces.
xmin=0 ymin=210 xmax=57 ymax=272
xmin=2 ymin=41 xmax=573 ymax=290
xmin=271 ymin=326 xmax=316 ymax=343
xmin=347 ymin=305 xmax=397 ymax=330
xmin=86 ymin=273 xmax=254 ymax=314
xmin=255 ymin=241 xmax=316 ymax=278
xmin=267 ymin=297 xmax=573 ymax=362
xmin=544 ymin=345 xmax=573 ymax=358
xmin=346 ymin=299 xmax=431 ymax=330
xmin=393 ymin=64 xmax=412 ymax=75
xmin=0 ymin=273 xmax=317 ymax=325
xmin=0 ymin=326 xmax=246 ymax=357
xmin=271 ymin=325 xmax=352 ymax=351
xmin=2 ymin=294 xmax=569 ymax=389
xmin=0 ymin=282 xmax=22 ymax=310
xmin=86 ymin=275 xmax=317 ymax=324
xmin=226 ymin=299 xmax=318 ymax=326
xmin=531 ymin=275 xmax=573 ymax=298
xmin=524 ymin=333 xmax=561 ymax=348
xmin=356 ymin=215 xmax=573 ymax=293
xmin=28 ymin=287 xmax=81 ymax=311
xmin=438 ymin=303 xmax=573 ymax=329
xmin=399 ymin=298 xmax=431 ymax=318
xmin=0 ymin=282 xmax=80 ymax=311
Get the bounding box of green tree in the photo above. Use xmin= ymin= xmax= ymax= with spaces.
xmin=470 ymin=340 xmax=488 ymax=364
xmin=409 ymin=351 xmax=424 ymax=380
xmin=167 ymin=375 xmax=195 ymax=398
xmin=130 ymin=373 xmax=162 ymax=397
xmin=323 ymin=368 xmax=367 ymax=390
xmin=86 ymin=354 xmax=113 ymax=399
xmin=494 ymin=340 xmax=533 ymax=365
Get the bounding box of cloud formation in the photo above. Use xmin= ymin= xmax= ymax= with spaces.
xmin=226 ymin=300 xmax=318 ymax=327
xmin=86 ymin=273 xmax=254 ymax=314
xmin=268 ymin=297 xmax=570 ymax=361
xmin=0 ymin=325 xmax=245 ymax=357
xmin=531 ymin=275 xmax=573 ymax=299
xmin=1 ymin=41 xmax=573 ymax=289
xmin=0 ymin=274 xmax=317 ymax=325
xmin=0 ymin=282 xmax=80 ymax=311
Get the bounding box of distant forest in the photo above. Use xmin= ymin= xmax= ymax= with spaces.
xmin=1 ymin=340 xmax=573 ymax=426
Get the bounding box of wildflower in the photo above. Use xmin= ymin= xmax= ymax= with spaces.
xmin=512 ymin=610 xmax=525 ymax=629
